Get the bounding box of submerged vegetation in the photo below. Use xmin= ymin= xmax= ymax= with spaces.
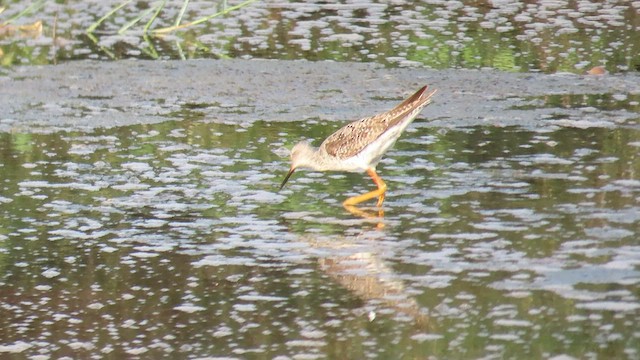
xmin=0 ymin=0 xmax=259 ymax=64
xmin=84 ymin=0 xmax=258 ymax=59
xmin=85 ymin=0 xmax=258 ymax=35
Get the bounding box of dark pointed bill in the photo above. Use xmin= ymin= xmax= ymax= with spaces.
xmin=279 ymin=168 xmax=295 ymax=190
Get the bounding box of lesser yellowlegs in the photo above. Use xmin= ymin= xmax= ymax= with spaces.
xmin=280 ymin=85 xmax=437 ymax=207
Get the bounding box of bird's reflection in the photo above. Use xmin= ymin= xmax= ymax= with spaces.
xmin=343 ymin=204 xmax=385 ymax=229
xmin=304 ymin=230 xmax=431 ymax=330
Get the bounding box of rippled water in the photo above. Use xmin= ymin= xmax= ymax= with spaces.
xmin=1 ymin=0 xmax=639 ymax=358
xmin=0 ymin=112 xmax=638 ymax=358
xmin=1 ymin=0 xmax=639 ymax=73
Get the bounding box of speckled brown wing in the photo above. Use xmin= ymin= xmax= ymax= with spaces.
xmin=322 ymin=86 xmax=434 ymax=159
xmin=321 ymin=113 xmax=392 ymax=159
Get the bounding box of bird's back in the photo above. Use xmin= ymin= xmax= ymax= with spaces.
xmin=321 ymin=86 xmax=436 ymax=160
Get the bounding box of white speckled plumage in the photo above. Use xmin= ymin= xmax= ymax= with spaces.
xmin=281 ymin=85 xmax=437 ymax=207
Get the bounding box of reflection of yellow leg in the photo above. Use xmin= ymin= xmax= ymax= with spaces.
xmin=343 ymin=204 xmax=385 ymax=229
xmin=343 ymin=168 xmax=387 ymax=207
xmin=343 ymin=204 xmax=384 ymax=219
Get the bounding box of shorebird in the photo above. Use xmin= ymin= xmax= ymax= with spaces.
xmin=280 ymin=85 xmax=437 ymax=207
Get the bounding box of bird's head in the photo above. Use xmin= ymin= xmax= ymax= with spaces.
xmin=279 ymin=141 xmax=316 ymax=190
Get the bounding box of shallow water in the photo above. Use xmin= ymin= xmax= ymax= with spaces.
xmin=1 ymin=0 xmax=639 ymax=73
xmin=0 ymin=112 xmax=638 ymax=358
xmin=1 ymin=0 xmax=639 ymax=358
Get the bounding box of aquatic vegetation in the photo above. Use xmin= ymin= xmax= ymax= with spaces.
xmin=86 ymin=0 xmax=258 ymax=35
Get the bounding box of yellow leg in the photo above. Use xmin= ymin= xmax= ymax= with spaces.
xmin=343 ymin=168 xmax=387 ymax=207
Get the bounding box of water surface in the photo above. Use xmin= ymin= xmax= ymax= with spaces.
xmin=0 ymin=112 xmax=638 ymax=358
xmin=0 ymin=0 xmax=639 ymax=357
xmin=1 ymin=0 xmax=638 ymax=73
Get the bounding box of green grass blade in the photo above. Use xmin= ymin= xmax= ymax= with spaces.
xmin=141 ymin=34 xmax=160 ymax=59
xmin=153 ymin=0 xmax=257 ymax=34
xmin=175 ymin=40 xmax=186 ymax=60
xmin=85 ymin=32 xmax=116 ymax=59
xmin=143 ymin=0 xmax=166 ymax=34
xmin=118 ymin=5 xmax=156 ymax=34
xmin=175 ymin=0 xmax=190 ymax=27
xmin=2 ymin=0 xmax=45 ymax=25
xmin=86 ymin=0 xmax=133 ymax=34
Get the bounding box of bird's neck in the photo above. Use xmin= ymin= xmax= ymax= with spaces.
xmin=300 ymin=147 xmax=330 ymax=171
